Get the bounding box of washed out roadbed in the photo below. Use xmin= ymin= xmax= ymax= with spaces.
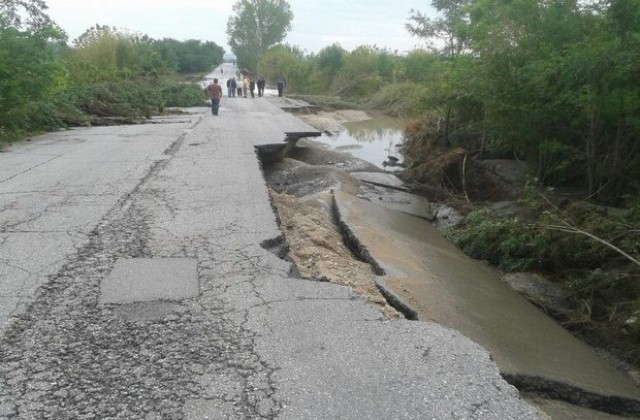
xmin=262 ymin=139 xmax=402 ymax=319
xmin=262 ymin=107 xmax=640 ymax=419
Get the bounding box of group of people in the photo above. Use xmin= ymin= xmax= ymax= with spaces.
xmin=206 ymin=68 xmax=287 ymax=116
xmin=225 ymin=76 xmax=267 ymax=99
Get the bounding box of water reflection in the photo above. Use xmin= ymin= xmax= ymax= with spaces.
xmin=314 ymin=114 xmax=406 ymax=170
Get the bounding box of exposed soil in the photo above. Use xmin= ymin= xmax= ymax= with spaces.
xmin=270 ymin=190 xmax=400 ymax=319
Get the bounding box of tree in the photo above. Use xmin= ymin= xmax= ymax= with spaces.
xmin=405 ymin=0 xmax=640 ymax=202
xmin=0 ymin=0 xmax=56 ymax=33
xmin=226 ymin=0 xmax=293 ymax=71
xmin=315 ymin=43 xmax=346 ymax=86
xmin=257 ymin=44 xmax=304 ymax=90
xmin=0 ymin=0 xmax=66 ymax=141
xmin=406 ymin=1 xmax=474 ymax=148
xmin=329 ymin=46 xmax=387 ymax=97
xmin=406 ymin=0 xmax=471 ymax=59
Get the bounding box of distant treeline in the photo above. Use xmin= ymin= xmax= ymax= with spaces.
xmin=0 ymin=17 xmax=223 ymax=141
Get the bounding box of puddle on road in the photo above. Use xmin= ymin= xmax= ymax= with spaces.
xmin=312 ymin=114 xmax=406 ymax=170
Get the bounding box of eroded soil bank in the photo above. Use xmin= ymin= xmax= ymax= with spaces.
xmin=259 ymin=109 xmax=640 ymax=420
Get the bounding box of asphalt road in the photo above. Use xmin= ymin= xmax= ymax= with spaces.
xmin=0 ymin=66 xmax=538 ymax=419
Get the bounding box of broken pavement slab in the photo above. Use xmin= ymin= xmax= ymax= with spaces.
xmin=333 ymin=188 xmax=640 ymax=415
xmin=245 ymin=279 xmax=538 ymax=420
xmin=99 ymin=258 xmax=199 ymax=305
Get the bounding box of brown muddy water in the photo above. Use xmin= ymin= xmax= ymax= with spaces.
xmin=259 ymin=112 xmax=640 ymax=419
xmin=311 ymin=114 xmax=405 ymax=170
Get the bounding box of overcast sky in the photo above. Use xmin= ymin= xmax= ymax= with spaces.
xmin=44 ymin=0 xmax=435 ymax=54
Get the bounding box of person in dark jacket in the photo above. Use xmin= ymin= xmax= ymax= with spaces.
xmin=230 ymin=78 xmax=237 ymax=97
xmin=257 ymin=77 xmax=265 ymax=97
xmin=277 ymin=76 xmax=286 ymax=97
xmin=249 ymin=78 xmax=256 ymax=98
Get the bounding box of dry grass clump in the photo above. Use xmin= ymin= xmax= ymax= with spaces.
xmin=399 ymin=114 xmax=466 ymax=198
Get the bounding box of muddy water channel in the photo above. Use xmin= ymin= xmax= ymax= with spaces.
xmin=260 ymin=110 xmax=640 ymax=419
xmin=311 ymin=114 xmax=406 ymax=170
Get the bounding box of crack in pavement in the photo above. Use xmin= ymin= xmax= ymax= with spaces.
xmin=0 ymin=155 xmax=63 ymax=185
xmin=0 ymin=122 xmax=285 ymax=419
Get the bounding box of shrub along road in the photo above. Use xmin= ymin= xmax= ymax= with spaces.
xmin=0 ymin=68 xmax=537 ymax=419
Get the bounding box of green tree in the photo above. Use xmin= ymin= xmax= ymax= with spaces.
xmin=0 ymin=0 xmax=58 ymax=33
xmin=72 ymin=25 xmax=121 ymax=76
xmin=257 ymin=44 xmax=301 ymax=86
xmin=402 ymin=50 xmax=439 ymax=84
xmin=406 ymin=0 xmax=474 ymax=147
xmin=0 ymin=1 xmax=66 ymax=141
xmin=314 ymin=43 xmax=346 ymax=88
xmin=404 ymin=0 xmax=640 ymax=202
xmin=561 ymin=0 xmax=640 ymax=201
xmin=151 ymin=38 xmax=224 ymax=75
xmin=330 ymin=46 xmax=384 ymax=97
xmin=406 ymin=0 xmax=471 ymax=59
xmin=226 ymin=0 xmax=293 ymax=71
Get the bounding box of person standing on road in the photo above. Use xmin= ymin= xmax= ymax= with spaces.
xmin=249 ymin=78 xmax=256 ymax=98
xmin=242 ymin=76 xmax=249 ymax=98
xmin=230 ymin=78 xmax=237 ymax=97
xmin=206 ymin=78 xmax=223 ymax=116
xmin=226 ymin=78 xmax=232 ymax=97
xmin=277 ymin=76 xmax=286 ymax=97
xmin=257 ymin=76 xmax=265 ymax=97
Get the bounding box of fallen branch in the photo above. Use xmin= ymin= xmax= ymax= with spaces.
xmin=533 ymin=222 xmax=640 ymax=268
xmin=530 ymin=190 xmax=640 ymax=268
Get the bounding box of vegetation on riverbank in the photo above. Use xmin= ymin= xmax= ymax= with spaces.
xmin=0 ymin=5 xmax=222 ymax=145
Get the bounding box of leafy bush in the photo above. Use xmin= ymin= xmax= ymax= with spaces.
xmin=446 ymin=209 xmax=543 ymax=271
xmin=160 ymin=82 xmax=207 ymax=107
xmin=0 ymin=21 xmax=67 ymax=142
xmin=447 ymin=202 xmax=640 ymax=274
xmin=72 ymin=80 xmax=159 ymax=118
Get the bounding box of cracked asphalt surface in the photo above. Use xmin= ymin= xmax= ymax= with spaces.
xmin=0 ymin=66 xmax=539 ymax=419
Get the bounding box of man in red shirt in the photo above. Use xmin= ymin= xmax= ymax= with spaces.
xmin=206 ymin=78 xmax=223 ymax=115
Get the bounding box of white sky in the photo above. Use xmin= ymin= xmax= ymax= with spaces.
xmin=43 ymin=0 xmax=434 ymax=54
